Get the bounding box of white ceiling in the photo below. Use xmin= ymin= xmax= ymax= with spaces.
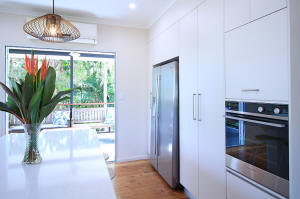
xmin=0 ymin=0 xmax=176 ymax=28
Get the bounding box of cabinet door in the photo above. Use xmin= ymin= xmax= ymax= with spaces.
xmin=227 ymin=172 xmax=276 ymax=199
xmin=225 ymin=0 xmax=250 ymax=31
xmin=197 ymin=0 xmax=226 ymax=199
xmin=149 ymin=23 xmax=179 ymax=65
xmin=225 ymin=9 xmax=288 ymax=102
xmin=179 ymin=10 xmax=199 ymax=198
xmin=251 ymin=0 xmax=287 ymax=21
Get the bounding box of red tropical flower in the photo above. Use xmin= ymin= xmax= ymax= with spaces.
xmin=35 ymin=56 xmax=39 ymax=76
xmin=25 ymin=53 xmax=39 ymax=81
xmin=40 ymin=57 xmax=50 ymax=81
xmin=25 ymin=54 xmax=30 ymax=74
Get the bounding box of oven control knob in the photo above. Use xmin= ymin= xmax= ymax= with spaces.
xmin=274 ymin=108 xmax=281 ymax=115
xmin=258 ymin=106 xmax=264 ymax=113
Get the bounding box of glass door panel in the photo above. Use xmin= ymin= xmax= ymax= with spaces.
xmin=48 ymin=56 xmax=71 ymax=128
xmin=73 ymin=56 xmax=115 ymax=161
xmin=6 ymin=51 xmax=71 ymax=131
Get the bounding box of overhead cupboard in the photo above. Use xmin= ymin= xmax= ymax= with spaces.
xmin=225 ymin=0 xmax=289 ymax=102
xmin=225 ymin=0 xmax=287 ymax=32
xmin=179 ymin=0 xmax=225 ymax=199
xmin=225 ymin=8 xmax=289 ymax=102
xmin=149 ymin=23 xmax=179 ymax=66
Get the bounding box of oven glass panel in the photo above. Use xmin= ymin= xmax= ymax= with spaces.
xmin=226 ymin=118 xmax=289 ymax=180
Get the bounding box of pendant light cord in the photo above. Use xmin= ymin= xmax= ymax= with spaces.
xmin=53 ymin=0 xmax=55 ymax=14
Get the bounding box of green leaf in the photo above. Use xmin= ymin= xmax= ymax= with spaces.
xmin=39 ymin=87 xmax=78 ymax=122
xmin=0 ymin=82 xmax=20 ymax=106
xmin=35 ymin=68 xmax=41 ymax=90
xmin=9 ymin=78 xmax=22 ymax=101
xmin=7 ymin=96 xmax=20 ymax=115
xmin=28 ymin=84 xmax=44 ymax=116
xmin=22 ymin=74 xmax=34 ymax=110
xmin=9 ymin=78 xmax=29 ymax=122
xmin=42 ymin=67 xmax=56 ymax=106
xmin=39 ymin=96 xmax=70 ymax=123
xmin=30 ymin=105 xmax=40 ymax=124
xmin=0 ymin=102 xmax=24 ymax=123
xmin=16 ymin=81 xmax=23 ymax=93
xmin=19 ymin=79 xmax=24 ymax=85
xmin=49 ymin=88 xmax=74 ymax=103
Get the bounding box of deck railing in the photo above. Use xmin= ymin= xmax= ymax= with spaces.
xmin=9 ymin=103 xmax=114 ymax=127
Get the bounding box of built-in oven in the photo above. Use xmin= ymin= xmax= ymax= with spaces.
xmin=225 ymin=101 xmax=289 ymax=198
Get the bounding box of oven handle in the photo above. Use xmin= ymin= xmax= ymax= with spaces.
xmin=225 ymin=116 xmax=286 ymax=128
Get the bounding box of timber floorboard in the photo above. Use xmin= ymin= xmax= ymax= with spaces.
xmin=113 ymin=159 xmax=188 ymax=199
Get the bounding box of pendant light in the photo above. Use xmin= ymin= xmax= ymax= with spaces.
xmin=23 ymin=0 xmax=80 ymax=43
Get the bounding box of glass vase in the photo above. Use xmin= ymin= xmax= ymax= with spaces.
xmin=22 ymin=123 xmax=42 ymax=164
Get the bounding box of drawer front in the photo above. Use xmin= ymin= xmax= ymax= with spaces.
xmin=227 ymin=172 xmax=276 ymax=199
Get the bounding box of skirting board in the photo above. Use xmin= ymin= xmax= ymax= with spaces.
xmin=116 ymin=155 xmax=149 ymax=163
xmin=184 ymin=188 xmax=196 ymax=199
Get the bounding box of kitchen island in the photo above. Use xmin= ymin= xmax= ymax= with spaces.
xmin=0 ymin=128 xmax=116 ymax=199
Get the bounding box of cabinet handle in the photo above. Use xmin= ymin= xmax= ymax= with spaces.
xmin=198 ymin=93 xmax=202 ymax=121
xmin=193 ymin=94 xmax=196 ymax=120
xmin=241 ymin=89 xmax=260 ymax=92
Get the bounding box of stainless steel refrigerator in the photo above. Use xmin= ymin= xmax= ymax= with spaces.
xmin=150 ymin=60 xmax=179 ymax=188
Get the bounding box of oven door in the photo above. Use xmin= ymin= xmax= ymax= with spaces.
xmin=225 ymin=115 xmax=289 ymax=197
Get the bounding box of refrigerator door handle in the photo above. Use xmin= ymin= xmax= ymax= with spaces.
xmin=155 ymin=75 xmax=160 ymax=155
xmin=198 ymin=93 xmax=202 ymax=121
xmin=193 ymin=94 xmax=197 ymax=120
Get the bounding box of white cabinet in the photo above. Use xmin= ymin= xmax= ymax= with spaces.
xmin=225 ymin=9 xmax=288 ymax=102
xmin=197 ymin=0 xmax=225 ymax=199
xmin=179 ymin=0 xmax=225 ymax=199
xmin=225 ymin=0 xmax=250 ymax=31
xmin=149 ymin=24 xmax=179 ymax=65
xmin=227 ymin=172 xmax=276 ymax=199
xmin=179 ymin=9 xmax=199 ymax=198
xmin=251 ymin=0 xmax=287 ymax=20
xmin=225 ymin=0 xmax=287 ymax=32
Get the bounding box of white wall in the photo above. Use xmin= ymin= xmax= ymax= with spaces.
xmin=0 ymin=13 xmax=149 ymax=162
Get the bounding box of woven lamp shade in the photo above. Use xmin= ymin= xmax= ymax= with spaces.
xmin=23 ymin=14 xmax=80 ymax=43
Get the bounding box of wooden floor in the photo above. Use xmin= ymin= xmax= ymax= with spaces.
xmin=113 ymin=159 xmax=188 ymax=199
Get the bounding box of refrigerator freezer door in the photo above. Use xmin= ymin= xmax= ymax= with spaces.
xmin=150 ymin=67 xmax=160 ymax=170
xmin=157 ymin=61 xmax=179 ymax=188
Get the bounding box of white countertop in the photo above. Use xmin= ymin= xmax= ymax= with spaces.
xmin=0 ymin=128 xmax=117 ymax=199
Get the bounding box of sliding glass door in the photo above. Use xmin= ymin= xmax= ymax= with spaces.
xmin=72 ymin=56 xmax=115 ymax=124
xmin=6 ymin=47 xmax=115 ymax=136
xmin=72 ymin=56 xmax=116 ymax=161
